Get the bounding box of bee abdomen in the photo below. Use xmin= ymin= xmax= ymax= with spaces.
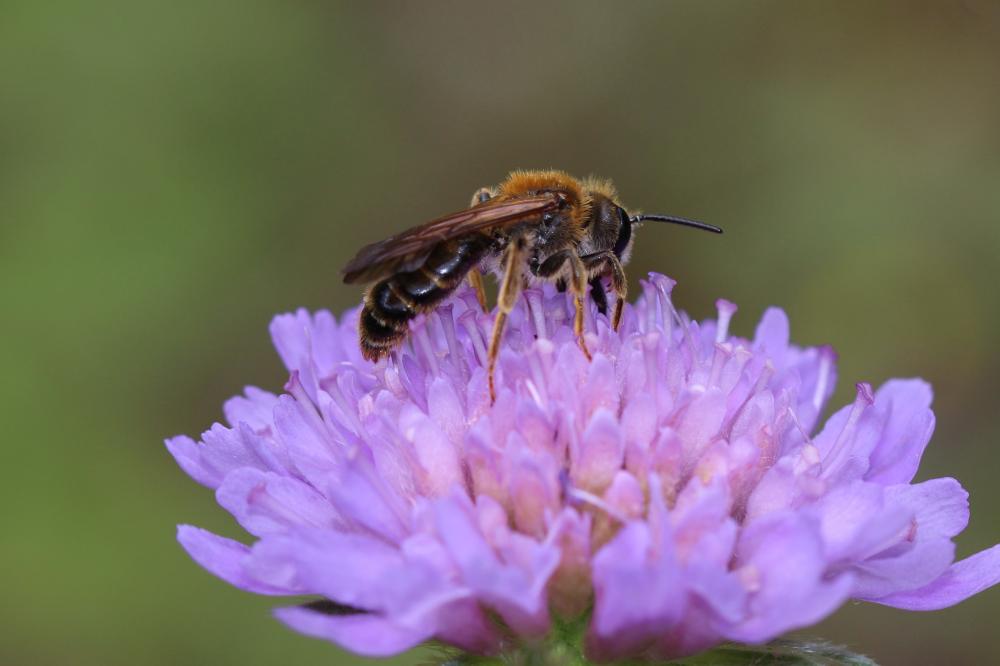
xmin=359 ymin=236 xmax=490 ymax=361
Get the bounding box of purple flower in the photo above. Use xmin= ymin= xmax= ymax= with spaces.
xmin=168 ymin=274 xmax=1000 ymax=661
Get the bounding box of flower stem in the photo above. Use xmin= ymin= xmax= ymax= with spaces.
xmin=432 ymin=639 xmax=878 ymax=666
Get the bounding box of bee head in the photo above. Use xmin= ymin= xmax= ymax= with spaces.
xmin=586 ymin=189 xmax=721 ymax=263
xmin=622 ymin=210 xmax=723 ymax=259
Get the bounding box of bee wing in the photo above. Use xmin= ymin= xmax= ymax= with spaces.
xmin=341 ymin=193 xmax=560 ymax=284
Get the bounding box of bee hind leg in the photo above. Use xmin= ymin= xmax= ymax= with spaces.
xmin=467 ymin=269 xmax=488 ymax=313
xmin=487 ymin=235 xmax=528 ymax=403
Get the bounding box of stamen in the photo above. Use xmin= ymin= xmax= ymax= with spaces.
xmin=650 ymin=274 xmax=677 ymax=338
xmin=285 ymin=372 xmax=323 ymax=427
xmin=547 ymin=299 xmax=567 ymax=330
xmin=856 ymin=519 xmax=917 ymax=562
xmin=715 ymin=299 xmax=738 ymax=343
xmin=458 ymin=310 xmax=487 ymax=367
xmin=639 ymin=279 xmax=658 ymax=335
xmin=644 ymin=332 xmax=661 ymax=397
xmin=752 ymin=360 xmax=775 ymax=396
xmin=458 ymin=288 xmax=483 ymax=314
xmin=812 ymin=345 xmax=837 ymax=413
xmin=527 ymin=342 xmax=550 ymax=404
xmin=525 ymin=380 xmax=544 ymax=407
xmin=708 ymin=343 xmax=731 ymax=389
xmin=718 ymin=345 xmax=753 ymax=394
xmin=323 ymin=377 xmax=361 ymax=437
xmin=383 ymin=361 xmax=405 ymax=396
xmin=675 ymin=310 xmax=701 ymax=373
xmin=285 ymin=371 xmax=334 ymax=443
xmin=822 ymin=383 xmax=874 ymax=477
xmin=436 ymin=304 xmax=467 ymax=382
xmin=393 ymin=350 xmax=422 ymax=405
xmin=786 ymin=405 xmax=815 ymax=446
xmin=413 ymin=324 xmax=439 ymax=377
xmin=796 ymin=442 xmax=821 ymax=473
xmin=561 ymin=473 xmax=629 ymax=524
xmin=723 ymin=360 xmax=774 ymax=436
xmin=525 ymin=289 xmax=547 ymax=339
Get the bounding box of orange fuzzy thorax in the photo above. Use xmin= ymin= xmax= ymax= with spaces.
xmin=499 ymin=169 xmax=587 ymax=200
xmin=498 ymin=169 xmax=620 ymax=237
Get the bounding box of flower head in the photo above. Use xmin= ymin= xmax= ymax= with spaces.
xmin=169 ymin=275 xmax=1000 ymax=660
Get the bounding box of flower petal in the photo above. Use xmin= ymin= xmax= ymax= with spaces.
xmin=871 ymin=544 xmax=1000 ymax=610
xmin=752 ymin=308 xmax=789 ymax=361
xmin=273 ymin=395 xmax=343 ymax=489
xmin=399 ymin=404 xmax=463 ymax=496
xmin=176 ymin=525 xmax=295 ymax=595
xmin=166 ymin=435 xmax=220 ymax=488
xmin=247 ymin=527 xmax=456 ymax=613
xmin=274 ymin=606 xmax=432 ymax=657
xmin=865 ymin=379 xmax=936 ymax=485
xmin=727 ymin=512 xmax=854 ymax=642
xmin=852 ymin=538 xmax=955 ymax=599
xmin=216 ymin=467 xmax=341 ymax=537
xmin=326 ymin=461 xmax=411 ymax=543
xmin=573 ymin=409 xmax=625 ymax=493
xmin=588 ymin=478 xmax=684 ymax=661
xmin=169 ymin=275 xmax=997 ymax=659
xmin=432 ymin=493 xmax=558 ymax=637
xmin=810 ymin=481 xmax=913 ymax=563
xmin=886 ymin=477 xmax=969 ymax=540
xmin=223 ymin=386 xmax=280 ymax=433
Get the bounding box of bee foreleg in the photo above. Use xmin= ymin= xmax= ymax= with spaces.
xmin=568 ymin=254 xmax=593 ymax=362
xmin=588 ymin=276 xmax=608 ymax=316
xmin=531 ymin=250 xmax=570 ymax=279
xmin=487 ymin=235 xmax=528 ymax=403
xmin=582 ymin=251 xmax=627 ymax=331
xmin=467 ymin=269 xmax=488 ymax=313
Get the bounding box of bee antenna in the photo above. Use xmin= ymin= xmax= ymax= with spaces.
xmin=632 ymin=214 xmax=723 ymax=234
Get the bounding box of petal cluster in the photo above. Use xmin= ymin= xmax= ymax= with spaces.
xmin=169 ymin=275 xmax=1000 ymax=660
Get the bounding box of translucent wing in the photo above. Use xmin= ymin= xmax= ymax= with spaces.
xmin=341 ymin=193 xmax=559 ymax=284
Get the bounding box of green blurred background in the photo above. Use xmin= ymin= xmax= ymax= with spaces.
xmin=3 ymin=1 xmax=999 ymax=664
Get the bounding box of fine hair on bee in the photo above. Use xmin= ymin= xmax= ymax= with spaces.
xmin=341 ymin=169 xmax=722 ymax=402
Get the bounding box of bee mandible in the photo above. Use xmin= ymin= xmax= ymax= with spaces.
xmin=341 ymin=170 xmax=722 ymax=402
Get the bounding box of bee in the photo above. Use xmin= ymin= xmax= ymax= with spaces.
xmin=342 ymin=170 xmax=721 ymax=401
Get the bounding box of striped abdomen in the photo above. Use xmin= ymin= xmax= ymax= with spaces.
xmin=359 ymin=235 xmax=491 ymax=360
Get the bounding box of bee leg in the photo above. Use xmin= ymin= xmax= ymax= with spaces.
xmin=467 ymin=269 xmax=488 ymax=313
xmin=568 ymin=254 xmax=593 ymax=362
xmin=582 ymin=251 xmax=627 ymax=331
xmin=588 ymin=276 xmax=608 ymax=316
xmin=606 ymin=256 xmax=627 ymax=331
xmin=531 ymin=250 xmax=595 ymax=355
xmin=532 ymin=250 xmax=570 ymax=279
xmin=487 ymin=235 xmax=528 ymax=403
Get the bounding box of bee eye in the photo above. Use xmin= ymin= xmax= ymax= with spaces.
xmin=613 ymin=206 xmax=633 ymax=258
xmin=617 ymin=206 xmax=631 ymax=226
xmin=542 ymin=212 xmax=554 ymax=225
